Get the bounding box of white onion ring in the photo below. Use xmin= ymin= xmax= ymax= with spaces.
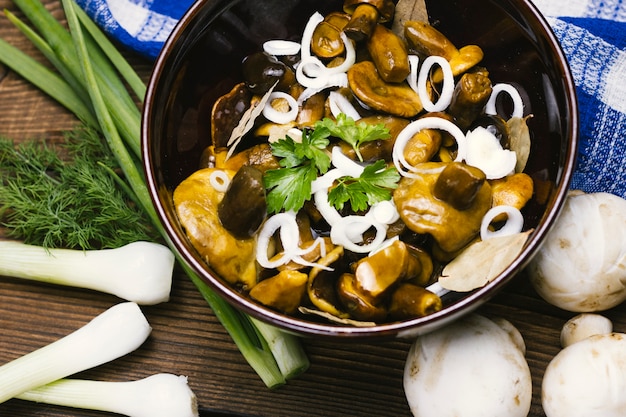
xmin=331 ymin=146 xmax=364 ymax=178
xmin=208 ymin=170 xmax=230 ymax=192
xmin=330 ymin=215 xmax=387 ymax=253
xmin=485 ymin=83 xmax=524 ymax=119
xmin=295 ymin=31 xmax=355 ymax=88
xmin=256 ymin=212 xmax=300 ymax=269
xmin=480 ymin=205 xmax=524 ymax=241
xmin=263 ymin=40 xmax=301 ymax=56
xmin=262 ymin=92 xmax=299 ymax=124
xmin=407 ymin=55 xmax=419 ymax=93
xmin=417 ymin=55 xmax=455 ymax=112
xmin=392 ymin=117 xmax=467 ymax=177
xmin=328 ymin=91 xmax=361 ymax=120
xmin=300 ymin=12 xmax=324 ymax=61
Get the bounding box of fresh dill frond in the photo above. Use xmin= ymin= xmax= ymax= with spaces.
xmin=0 ymin=127 xmax=158 ymax=250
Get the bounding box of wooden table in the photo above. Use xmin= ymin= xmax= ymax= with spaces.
xmin=1 ymin=1 xmax=624 ymax=416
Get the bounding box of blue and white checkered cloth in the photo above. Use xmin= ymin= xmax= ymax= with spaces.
xmin=76 ymin=0 xmax=626 ymax=198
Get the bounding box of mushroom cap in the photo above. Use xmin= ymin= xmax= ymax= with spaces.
xmin=403 ymin=314 xmax=531 ymax=417
xmin=528 ymin=192 xmax=626 ymax=312
xmin=542 ymin=333 xmax=626 ymax=417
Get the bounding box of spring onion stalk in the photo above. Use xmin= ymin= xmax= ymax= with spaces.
xmin=0 ymin=0 xmax=309 ymax=388
xmin=10 ymin=0 xmax=142 ymax=158
xmin=16 ymin=374 xmax=199 ymax=417
xmin=0 ymin=302 xmax=152 ymax=404
xmin=249 ymin=317 xmax=310 ymax=379
xmin=0 ymin=37 xmax=96 ymax=127
xmin=0 ymin=241 xmax=174 ymax=305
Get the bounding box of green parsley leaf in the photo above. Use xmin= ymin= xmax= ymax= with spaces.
xmin=328 ymin=160 xmax=401 ymax=211
xmin=316 ymin=113 xmax=391 ymax=161
xmin=264 ymin=129 xmax=331 ymax=213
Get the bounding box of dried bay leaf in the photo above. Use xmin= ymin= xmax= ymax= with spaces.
xmin=392 ymin=0 xmax=428 ymax=36
xmin=439 ymin=230 xmax=533 ymax=292
xmin=298 ymin=306 xmax=377 ymax=327
xmin=226 ymin=82 xmax=278 ymax=159
xmin=508 ymin=115 xmax=532 ymax=173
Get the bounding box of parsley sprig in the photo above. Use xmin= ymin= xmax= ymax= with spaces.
xmin=328 ymin=160 xmax=400 ymax=212
xmin=317 ymin=113 xmax=391 ymax=161
xmin=264 ymin=115 xmax=399 ymax=214
xmin=264 ymin=127 xmax=332 ymax=213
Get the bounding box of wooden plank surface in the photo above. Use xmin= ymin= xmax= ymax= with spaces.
xmin=1 ymin=1 xmax=624 ymax=416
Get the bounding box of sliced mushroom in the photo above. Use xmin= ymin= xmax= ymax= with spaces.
xmin=297 ymin=91 xmax=327 ymax=128
xmin=348 ymin=60 xmax=423 ymax=118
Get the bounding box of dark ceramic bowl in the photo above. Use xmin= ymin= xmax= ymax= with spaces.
xmin=142 ymin=0 xmax=578 ymax=338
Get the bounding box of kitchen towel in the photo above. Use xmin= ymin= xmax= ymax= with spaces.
xmin=75 ymin=0 xmax=626 ymax=198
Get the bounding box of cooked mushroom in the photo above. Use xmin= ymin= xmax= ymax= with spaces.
xmin=366 ymin=24 xmax=410 ymax=83
xmin=403 ymin=20 xmax=458 ymax=60
xmin=489 ymin=172 xmax=533 ymax=221
xmin=433 ymin=162 xmax=487 ymax=211
xmin=211 ymin=82 xmax=252 ymax=148
xmin=249 ymin=270 xmax=308 ymax=314
xmin=217 ymin=165 xmax=267 ymax=239
xmin=432 ymin=45 xmax=484 ymax=83
xmin=402 ymin=128 xmax=442 ymax=166
xmin=343 ymin=0 xmax=395 ymax=41
xmin=448 ymin=71 xmax=493 ymax=131
xmin=311 ymin=13 xmax=350 ymax=59
xmin=347 ymin=60 xmax=423 ymax=117
xmin=393 ymin=161 xmax=492 ymax=253
xmin=173 ymin=168 xmax=258 ymax=290
xmin=242 ymin=51 xmax=294 ymax=95
xmin=307 ymin=245 xmax=348 ymax=318
xmin=337 ymin=272 xmax=388 ymax=321
xmin=388 ymin=283 xmax=442 ymax=320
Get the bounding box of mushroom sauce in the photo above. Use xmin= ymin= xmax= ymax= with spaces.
xmin=173 ymin=1 xmax=534 ymax=326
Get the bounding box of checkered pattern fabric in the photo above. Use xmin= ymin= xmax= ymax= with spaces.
xmin=76 ymin=0 xmax=626 ymax=197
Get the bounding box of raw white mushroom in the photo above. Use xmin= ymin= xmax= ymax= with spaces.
xmin=560 ymin=313 xmax=613 ymax=348
xmin=403 ymin=314 xmax=532 ymax=417
xmin=527 ymin=191 xmax=626 ymax=312
xmin=542 ymin=332 xmax=626 ymax=417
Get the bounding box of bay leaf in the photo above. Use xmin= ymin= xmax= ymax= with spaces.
xmin=508 ymin=115 xmax=532 ymax=173
xmin=439 ymin=230 xmax=533 ymax=292
xmin=392 ymin=0 xmax=428 ymax=36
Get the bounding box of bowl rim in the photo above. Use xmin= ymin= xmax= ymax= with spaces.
xmin=142 ymin=0 xmax=579 ymax=339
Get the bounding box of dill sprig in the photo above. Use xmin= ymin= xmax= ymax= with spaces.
xmin=0 ymin=127 xmax=158 ymax=250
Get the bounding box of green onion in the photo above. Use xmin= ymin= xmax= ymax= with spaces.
xmin=16 ymin=374 xmax=199 ymax=417
xmin=0 ymin=241 xmax=175 ymax=305
xmin=0 ymin=0 xmax=309 ymax=388
xmin=0 ymin=302 xmax=152 ymax=404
